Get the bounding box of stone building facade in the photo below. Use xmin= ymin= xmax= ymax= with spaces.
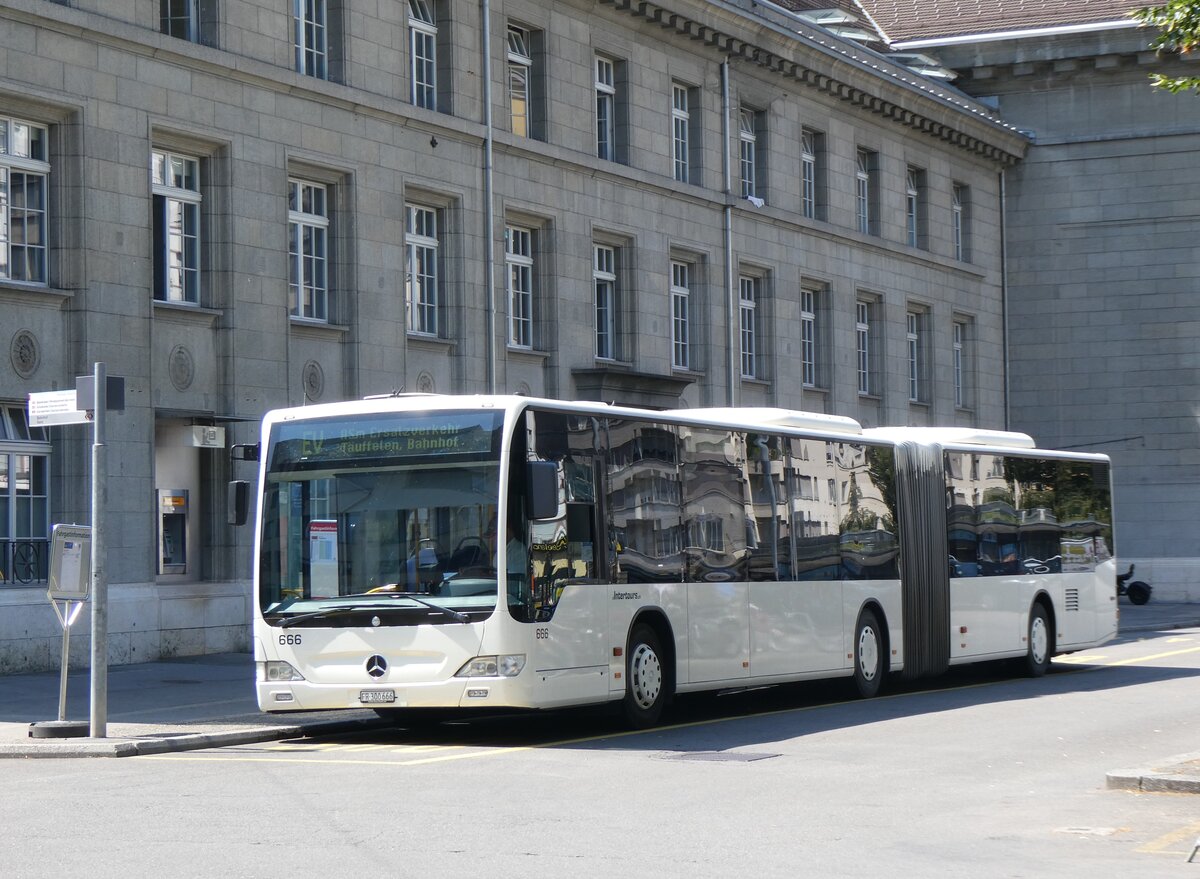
xmin=866 ymin=0 xmax=1200 ymax=599
xmin=0 ymin=0 xmax=1023 ymax=672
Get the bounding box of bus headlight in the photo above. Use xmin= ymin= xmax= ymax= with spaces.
xmin=259 ymin=660 xmax=306 ymax=682
xmin=455 ymin=654 xmax=526 ymax=678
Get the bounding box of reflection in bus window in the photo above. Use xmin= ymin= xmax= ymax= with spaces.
xmin=747 ymin=434 xmax=789 ymax=580
xmin=519 ymin=412 xmax=603 ymax=621
xmin=680 ymin=428 xmax=748 ymax=582
xmin=944 ymin=453 xmax=1112 ymax=577
xmin=786 ymin=437 xmax=839 ymax=580
xmin=606 ymin=419 xmax=683 ymax=584
xmin=835 ymin=443 xmax=899 ymax=580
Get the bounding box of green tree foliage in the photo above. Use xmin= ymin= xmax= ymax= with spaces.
xmin=1132 ymin=0 xmax=1200 ymax=93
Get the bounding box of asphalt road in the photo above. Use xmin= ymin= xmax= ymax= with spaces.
xmin=4 ymin=626 xmax=1199 ymax=878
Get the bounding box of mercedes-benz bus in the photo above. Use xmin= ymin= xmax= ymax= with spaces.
xmin=232 ymin=394 xmax=1117 ymax=727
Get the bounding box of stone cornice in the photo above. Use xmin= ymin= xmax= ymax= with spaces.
xmin=604 ymin=0 xmax=1029 ymax=165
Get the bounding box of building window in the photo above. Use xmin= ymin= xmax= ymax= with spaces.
xmin=152 ymin=150 xmax=201 ymax=304
xmin=506 ymin=225 xmax=533 ymax=348
xmin=856 ymin=299 xmax=873 ymax=396
xmin=906 ymin=166 xmax=927 ymax=249
xmin=595 ymin=56 xmax=617 ymax=161
xmin=0 ymin=405 xmax=51 ymax=586
xmin=405 ymin=204 xmax=439 ymax=336
xmin=293 ymin=0 xmax=327 ymax=79
xmin=800 ymin=128 xmax=820 ymax=220
xmin=954 ymin=318 xmax=972 ymax=408
xmin=671 ymin=84 xmax=690 ymax=184
xmin=0 ymin=116 xmax=49 ymax=284
xmin=594 ymin=244 xmax=617 ymax=359
xmin=288 ymin=179 xmax=329 ymax=321
xmin=671 ymin=260 xmax=690 ymax=370
xmin=801 ymin=287 xmax=818 ymax=388
xmin=855 ymin=148 xmax=877 ymax=235
xmin=952 ymin=183 xmax=969 ymax=261
xmin=508 ymin=25 xmax=532 ymax=137
xmin=161 ymin=0 xmax=216 ymax=44
xmin=161 ymin=0 xmax=198 ymax=41
xmin=739 ymin=275 xmax=758 ymax=379
xmin=738 ymin=108 xmax=761 ymax=199
xmin=409 ymin=0 xmax=437 ymax=110
xmin=906 ymin=311 xmax=923 ymax=402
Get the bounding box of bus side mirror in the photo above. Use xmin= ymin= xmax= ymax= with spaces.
xmin=526 ymin=461 xmax=558 ymax=520
xmin=228 ymin=480 xmax=250 ymax=526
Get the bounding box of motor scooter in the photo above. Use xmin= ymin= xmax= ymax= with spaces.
xmin=1116 ymin=563 xmax=1152 ymax=605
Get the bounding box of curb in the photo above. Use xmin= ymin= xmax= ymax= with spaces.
xmin=0 ymin=717 xmax=387 ymax=759
xmin=1107 ymin=751 xmax=1200 ymax=794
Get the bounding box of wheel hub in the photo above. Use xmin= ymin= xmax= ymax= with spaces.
xmin=1030 ymin=616 xmax=1048 ymax=664
xmin=858 ymin=626 xmax=879 ymax=681
xmin=630 ymin=644 xmax=662 ymax=709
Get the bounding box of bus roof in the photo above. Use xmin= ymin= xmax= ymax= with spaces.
xmin=263 ymin=395 xmax=1106 ymax=460
xmin=862 ymin=426 xmax=1036 ymax=449
xmin=265 ymin=394 xmax=866 ymax=439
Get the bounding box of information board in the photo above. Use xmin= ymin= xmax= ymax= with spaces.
xmin=48 ymin=524 xmax=92 ymax=601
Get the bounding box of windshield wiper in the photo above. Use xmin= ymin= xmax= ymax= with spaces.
xmin=277 ymin=606 xmax=366 ymax=628
xmin=276 ymin=594 xmax=470 ymax=627
xmin=373 ymin=591 xmax=471 ymax=624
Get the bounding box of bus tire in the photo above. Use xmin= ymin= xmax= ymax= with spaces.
xmin=1025 ymin=602 xmax=1052 ymax=677
xmin=622 ymin=623 xmax=667 ymax=728
xmin=1127 ymin=581 xmax=1151 ymax=606
xmin=853 ymin=608 xmax=885 ymax=699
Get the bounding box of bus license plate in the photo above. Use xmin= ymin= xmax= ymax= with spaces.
xmin=359 ymin=690 xmax=396 ymax=704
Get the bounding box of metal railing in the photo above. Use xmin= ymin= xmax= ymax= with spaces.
xmin=0 ymin=538 xmax=50 ymax=585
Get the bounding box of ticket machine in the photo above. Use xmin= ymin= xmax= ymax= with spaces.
xmin=158 ymin=488 xmax=188 ymax=575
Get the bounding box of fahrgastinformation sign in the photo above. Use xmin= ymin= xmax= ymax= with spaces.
xmin=48 ymin=524 xmax=92 ymax=601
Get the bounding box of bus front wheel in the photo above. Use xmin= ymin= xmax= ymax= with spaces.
xmin=853 ymin=608 xmax=885 ymax=699
xmin=1025 ymin=603 xmax=1052 ymax=677
xmin=623 ymin=624 xmax=667 ymax=728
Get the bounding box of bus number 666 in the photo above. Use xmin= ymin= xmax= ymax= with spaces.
xmin=279 ymin=634 xmax=302 ymax=646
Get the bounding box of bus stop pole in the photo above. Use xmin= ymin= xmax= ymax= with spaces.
xmin=89 ymin=361 xmax=108 ymax=738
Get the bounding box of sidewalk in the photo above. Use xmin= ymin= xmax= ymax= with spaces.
xmin=1 ymin=600 xmax=1198 ymax=761
xmin=0 ymin=652 xmax=383 ymax=758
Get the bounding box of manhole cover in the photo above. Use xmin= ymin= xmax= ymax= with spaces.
xmin=662 ymin=751 xmax=780 ymax=763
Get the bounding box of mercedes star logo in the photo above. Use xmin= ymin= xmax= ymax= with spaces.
xmin=365 ymin=655 xmax=387 ymax=678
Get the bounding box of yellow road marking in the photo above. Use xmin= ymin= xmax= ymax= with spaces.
xmin=1136 ymin=821 xmax=1200 ymax=855
xmin=143 ymin=642 xmax=1200 ymax=765
xmin=1101 ymin=646 xmax=1200 ymax=667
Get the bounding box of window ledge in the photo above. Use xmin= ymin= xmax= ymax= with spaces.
xmin=858 ymin=393 xmax=882 ymax=403
xmin=0 ymin=283 xmax=72 ymax=309
xmin=507 ymin=346 xmax=551 ymax=362
xmin=803 ymin=384 xmax=829 ymax=395
xmin=741 ymin=376 xmax=771 ymax=388
xmin=408 ymin=333 xmax=456 ymax=352
xmin=289 ymin=317 xmax=349 ymax=340
xmin=909 ymin=399 xmax=931 ymax=409
xmin=153 ymin=300 xmax=221 ymax=327
xmin=672 ymin=367 xmax=705 ymax=379
xmin=594 ymin=357 xmax=634 ymax=370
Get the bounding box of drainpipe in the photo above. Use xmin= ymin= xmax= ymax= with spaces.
xmin=999 ymin=169 xmax=1009 ymax=430
xmin=722 ymin=59 xmax=737 ymax=407
xmin=482 ymin=0 xmax=497 ymax=393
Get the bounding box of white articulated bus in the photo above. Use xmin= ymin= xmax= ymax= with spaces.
xmin=233 ymin=394 xmax=1117 ymax=727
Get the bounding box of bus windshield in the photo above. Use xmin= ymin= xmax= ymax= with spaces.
xmin=258 ymin=410 xmax=504 ymax=623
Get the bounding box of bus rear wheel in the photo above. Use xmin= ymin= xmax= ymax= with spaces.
xmin=853 ymin=608 xmax=884 ymax=699
xmin=1025 ymin=602 xmax=1052 ymax=677
xmin=622 ymin=624 xmax=667 ymax=728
